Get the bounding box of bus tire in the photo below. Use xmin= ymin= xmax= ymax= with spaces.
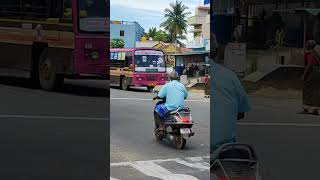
xmin=38 ymin=49 xmax=64 ymax=91
xmin=120 ymin=76 xmax=129 ymax=90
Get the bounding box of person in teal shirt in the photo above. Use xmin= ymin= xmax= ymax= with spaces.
xmin=210 ymin=59 xmax=251 ymax=152
xmin=154 ymin=71 xmax=188 ymax=130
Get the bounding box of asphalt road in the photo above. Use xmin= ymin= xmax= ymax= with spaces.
xmin=238 ymin=97 xmax=320 ymax=180
xmin=0 ymin=77 xmax=109 ymax=180
xmin=110 ymin=88 xmax=320 ymax=180
xmin=110 ymin=87 xmax=210 ymax=180
xmin=2 ymin=76 xmax=318 ymax=180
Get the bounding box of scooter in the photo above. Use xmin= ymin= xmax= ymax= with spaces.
xmin=153 ymin=97 xmax=194 ymax=149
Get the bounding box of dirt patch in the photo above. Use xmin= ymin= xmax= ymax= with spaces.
xmin=242 ymin=81 xmax=263 ymax=94
xmin=188 ymin=83 xmax=205 ymax=90
xmin=257 ymin=80 xmax=303 ymax=90
xmin=250 ymin=87 xmax=302 ymax=100
xmin=242 ymin=80 xmax=302 ymax=99
xmin=189 ymin=89 xmax=205 ymax=96
xmin=242 ymin=79 xmax=302 ymax=93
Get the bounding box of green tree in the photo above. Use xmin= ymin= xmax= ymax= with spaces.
xmin=110 ymin=39 xmax=125 ymax=48
xmin=153 ymin=30 xmax=170 ymax=42
xmin=143 ymin=32 xmax=149 ymax=40
xmin=148 ymin=27 xmax=157 ymax=39
xmin=160 ymin=1 xmax=190 ymax=44
xmin=270 ymin=29 xmax=286 ymax=64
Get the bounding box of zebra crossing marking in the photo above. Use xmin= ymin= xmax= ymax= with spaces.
xmin=110 ymin=156 xmax=210 ymax=180
xmin=110 ymin=178 xmax=120 ymax=180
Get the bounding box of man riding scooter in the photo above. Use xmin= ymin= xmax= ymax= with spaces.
xmin=153 ymin=70 xmax=188 ymax=131
xmin=210 ymin=32 xmax=251 ymax=152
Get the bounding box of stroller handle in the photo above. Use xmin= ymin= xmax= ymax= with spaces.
xmin=210 ymin=143 xmax=258 ymax=162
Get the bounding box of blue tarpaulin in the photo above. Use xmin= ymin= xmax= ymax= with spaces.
xmin=204 ymin=0 xmax=210 ymax=5
xmin=175 ymin=66 xmax=183 ymax=76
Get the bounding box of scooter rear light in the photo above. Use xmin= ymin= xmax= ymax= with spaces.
xmin=177 ymin=112 xmax=192 ymax=123
xmin=180 ymin=117 xmax=190 ymax=123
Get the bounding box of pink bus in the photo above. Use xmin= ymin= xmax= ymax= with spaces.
xmin=0 ymin=0 xmax=109 ymax=91
xmin=110 ymin=48 xmax=167 ymax=92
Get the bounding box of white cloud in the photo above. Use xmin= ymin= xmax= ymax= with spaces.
xmin=110 ymin=0 xmax=206 ymax=42
xmin=110 ymin=0 xmax=202 ymax=15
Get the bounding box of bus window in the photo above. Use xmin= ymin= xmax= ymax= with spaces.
xmin=117 ymin=52 xmax=124 ymax=61
xmin=126 ymin=52 xmax=132 ymax=68
xmin=110 ymin=52 xmax=130 ymax=68
xmin=112 ymin=53 xmax=117 ymax=61
xmin=21 ymin=0 xmax=48 ymax=19
xmin=78 ymin=0 xmax=108 ymax=33
xmin=0 ymin=1 xmax=21 ymax=18
xmin=110 ymin=52 xmax=114 ymax=61
xmin=63 ymin=0 xmax=72 ymax=20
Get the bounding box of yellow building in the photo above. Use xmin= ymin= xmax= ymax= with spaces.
xmin=152 ymin=42 xmax=185 ymax=68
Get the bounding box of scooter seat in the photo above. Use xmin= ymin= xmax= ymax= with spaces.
xmin=169 ymin=107 xmax=190 ymax=115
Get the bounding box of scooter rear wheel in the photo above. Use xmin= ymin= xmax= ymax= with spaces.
xmin=175 ymin=135 xmax=186 ymax=149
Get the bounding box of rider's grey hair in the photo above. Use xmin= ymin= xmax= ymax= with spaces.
xmin=169 ymin=70 xmax=179 ymax=81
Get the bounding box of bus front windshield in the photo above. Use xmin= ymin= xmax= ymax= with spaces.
xmin=78 ymin=0 xmax=108 ymax=33
xmin=134 ymin=50 xmax=166 ymax=73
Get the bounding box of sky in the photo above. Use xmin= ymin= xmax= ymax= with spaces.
xmin=110 ymin=0 xmax=206 ymax=32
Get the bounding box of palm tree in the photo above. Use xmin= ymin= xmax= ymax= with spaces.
xmin=148 ymin=27 xmax=157 ymax=39
xmin=160 ymin=0 xmax=190 ymax=45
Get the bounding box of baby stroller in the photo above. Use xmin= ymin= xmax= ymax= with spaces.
xmin=210 ymin=143 xmax=262 ymax=180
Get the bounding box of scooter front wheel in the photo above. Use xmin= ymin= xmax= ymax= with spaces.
xmin=175 ymin=135 xmax=186 ymax=150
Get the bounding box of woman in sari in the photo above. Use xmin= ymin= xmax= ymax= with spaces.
xmin=301 ymin=40 xmax=320 ymax=115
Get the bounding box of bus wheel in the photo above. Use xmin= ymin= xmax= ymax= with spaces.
xmin=38 ymin=50 xmax=64 ymax=91
xmin=120 ymin=77 xmax=129 ymax=90
xmin=147 ymin=86 xmax=154 ymax=92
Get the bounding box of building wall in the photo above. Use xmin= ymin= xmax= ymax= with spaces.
xmin=202 ymin=14 xmax=210 ymax=40
xmin=188 ymin=6 xmax=210 ymax=50
xmin=212 ymin=0 xmax=233 ymax=15
xmin=246 ymin=2 xmax=320 ymax=47
xmin=110 ymin=22 xmax=144 ymax=48
xmin=177 ymin=55 xmax=206 ymax=65
xmin=196 ymin=7 xmax=210 ymax=40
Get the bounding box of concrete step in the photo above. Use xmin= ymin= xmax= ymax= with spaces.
xmin=244 ymin=64 xmax=303 ymax=82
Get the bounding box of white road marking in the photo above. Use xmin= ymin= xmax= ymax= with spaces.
xmin=110 ymin=178 xmax=120 ymax=180
xmin=111 ymin=97 xmax=209 ymax=103
xmin=110 ymin=156 xmax=209 ymax=167
xmin=0 ymin=115 xmax=108 ymax=121
xmin=110 ymin=156 xmax=209 ymax=180
xmin=131 ymin=161 xmax=198 ymax=180
xmin=238 ymin=122 xmax=320 ymax=127
xmin=174 ymin=159 xmax=209 ymax=171
xmin=186 ymin=157 xmax=204 ymax=161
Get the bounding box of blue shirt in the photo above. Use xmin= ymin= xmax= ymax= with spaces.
xmin=210 ymin=61 xmax=250 ymax=151
xmin=158 ymin=80 xmax=188 ymax=111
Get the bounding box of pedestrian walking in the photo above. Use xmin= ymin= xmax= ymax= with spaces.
xmin=300 ymin=40 xmax=320 ymax=115
xmin=182 ymin=66 xmax=187 ymax=75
